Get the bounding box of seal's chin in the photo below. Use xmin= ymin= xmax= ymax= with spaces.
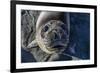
xmin=43 ymin=40 xmax=67 ymax=52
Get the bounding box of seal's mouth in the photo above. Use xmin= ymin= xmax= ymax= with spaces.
xmin=44 ymin=39 xmax=67 ymax=46
xmin=52 ymin=45 xmax=65 ymax=49
xmin=43 ymin=39 xmax=67 ymax=52
xmin=46 ymin=44 xmax=66 ymax=52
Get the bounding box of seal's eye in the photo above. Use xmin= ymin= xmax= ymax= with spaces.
xmin=44 ymin=25 xmax=49 ymax=32
xmin=41 ymin=25 xmax=49 ymax=38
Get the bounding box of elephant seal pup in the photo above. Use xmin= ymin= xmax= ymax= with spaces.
xmin=36 ymin=11 xmax=70 ymax=54
xmin=27 ymin=11 xmax=71 ymax=61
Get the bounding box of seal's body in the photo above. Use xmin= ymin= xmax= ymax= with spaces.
xmin=27 ymin=11 xmax=72 ymax=61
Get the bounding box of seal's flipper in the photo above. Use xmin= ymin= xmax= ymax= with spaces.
xmin=27 ymin=40 xmax=38 ymax=49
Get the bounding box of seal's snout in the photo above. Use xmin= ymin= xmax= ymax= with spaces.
xmin=51 ymin=31 xmax=60 ymax=40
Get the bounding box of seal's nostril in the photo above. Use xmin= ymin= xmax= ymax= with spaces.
xmin=54 ymin=32 xmax=59 ymax=40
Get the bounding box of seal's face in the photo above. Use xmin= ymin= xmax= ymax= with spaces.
xmin=37 ymin=20 xmax=69 ymax=53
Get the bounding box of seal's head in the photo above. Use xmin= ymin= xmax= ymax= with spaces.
xmin=36 ymin=20 xmax=69 ymax=54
